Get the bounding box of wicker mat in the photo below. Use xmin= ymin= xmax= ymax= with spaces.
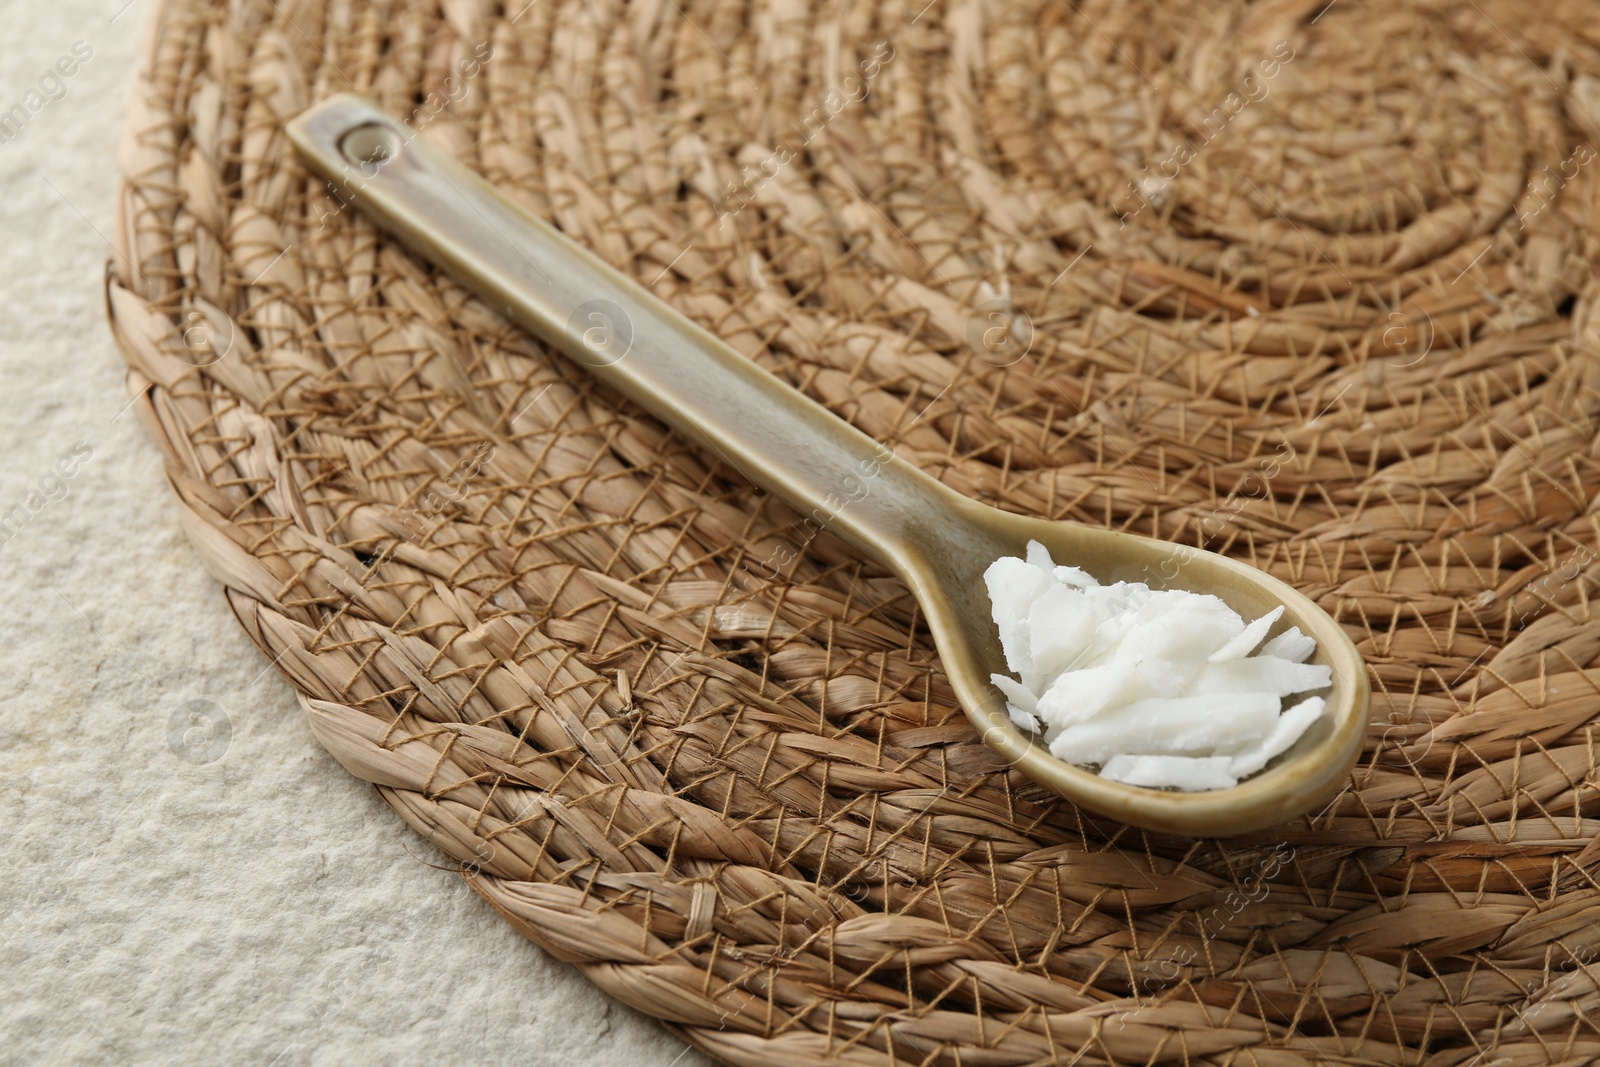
xmin=109 ymin=0 xmax=1600 ymax=1062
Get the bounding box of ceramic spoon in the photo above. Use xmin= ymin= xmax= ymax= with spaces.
xmin=288 ymin=95 xmax=1369 ymax=836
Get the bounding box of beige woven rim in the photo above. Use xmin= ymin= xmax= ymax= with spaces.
xmin=110 ymin=0 xmax=1600 ymax=1063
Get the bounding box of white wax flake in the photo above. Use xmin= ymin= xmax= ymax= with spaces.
xmin=1048 ymin=692 xmax=1282 ymax=765
xmin=1028 ymin=583 xmax=1102 ymax=681
xmin=1228 ymin=696 xmax=1326 ymax=778
xmin=1260 ymin=626 xmax=1316 ymax=663
xmin=1185 ymin=657 xmax=1332 ymax=698
xmin=990 ymin=672 xmax=1038 ymax=715
xmin=1036 ymin=662 xmax=1145 ymax=731
xmin=1007 ymin=702 xmax=1043 ymax=733
xmin=984 ymin=556 xmax=1053 ymax=692
xmin=1208 ymin=605 xmax=1284 ymax=663
xmin=985 ymin=541 xmax=1329 ymax=791
xmin=1101 ymin=754 xmax=1239 ymax=792
xmin=1054 ymin=565 xmax=1099 ymax=589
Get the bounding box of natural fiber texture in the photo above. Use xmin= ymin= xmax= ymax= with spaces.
xmin=109 ymin=0 xmax=1600 ymax=1062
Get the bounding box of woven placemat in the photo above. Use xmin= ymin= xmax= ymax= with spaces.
xmin=109 ymin=0 xmax=1600 ymax=1062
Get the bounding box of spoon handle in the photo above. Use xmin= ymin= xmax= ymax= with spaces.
xmin=288 ymin=94 xmax=972 ymax=581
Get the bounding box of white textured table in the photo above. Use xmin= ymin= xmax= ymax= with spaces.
xmin=0 ymin=3 xmax=710 ymax=1063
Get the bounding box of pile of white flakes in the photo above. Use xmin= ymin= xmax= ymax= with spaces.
xmin=986 ymin=541 xmax=1332 ymax=791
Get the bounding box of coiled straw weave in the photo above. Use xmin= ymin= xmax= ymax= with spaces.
xmin=110 ymin=0 xmax=1600 ymax=1062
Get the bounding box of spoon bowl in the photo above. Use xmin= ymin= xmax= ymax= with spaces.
xmin=289 ymin=95 xmax=1370 ymax=837
xmin=902 ymin=497 xmax=1368 ymax=835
